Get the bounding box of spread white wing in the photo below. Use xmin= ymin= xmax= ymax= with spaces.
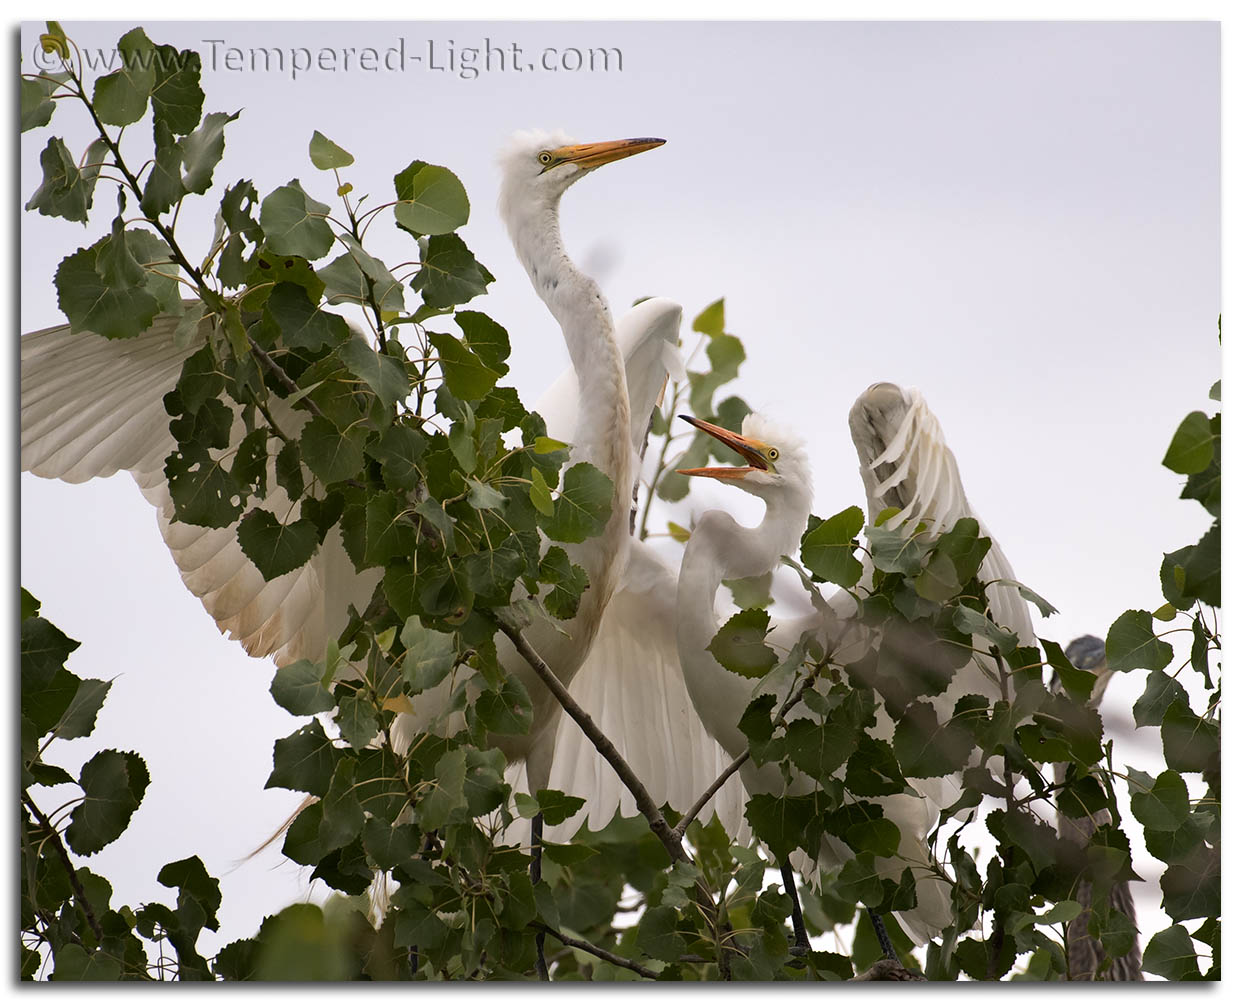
xmin=21 ymin=311 xmax=382 ymax=668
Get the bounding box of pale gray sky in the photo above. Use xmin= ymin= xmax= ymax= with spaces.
xmin=20 ymin=20 xmax=1219 ymax=960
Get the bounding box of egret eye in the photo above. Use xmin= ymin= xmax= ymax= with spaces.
xmin=537 ymin=151 xmax=554 ymax=165
xmin=767 ymin=448 xmax=780 ymax=462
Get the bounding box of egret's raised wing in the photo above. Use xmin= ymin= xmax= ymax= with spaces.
xmin=533 ymin=538 xmax=747 ymax=842
xmin=21 ymin=312 xmax=381 ymax=667
xmin=847 ymin=382 xmax=1036 ymax=646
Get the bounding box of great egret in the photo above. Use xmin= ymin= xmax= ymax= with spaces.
xmin=668 ymin=383 xmax=1038 ymax=952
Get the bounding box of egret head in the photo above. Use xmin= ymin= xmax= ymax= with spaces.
xmin=676 ymin=413 xmax=813 ymax=503
xmin=498 ymin=129 xmax=665 ymax=218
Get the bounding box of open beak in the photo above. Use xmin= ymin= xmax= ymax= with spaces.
xmin=676 ymin=415 xmax=771 ymax=480
xmin=547 ymin=137 xmax=665 ymax=171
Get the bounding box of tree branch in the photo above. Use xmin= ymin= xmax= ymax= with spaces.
xmin=493 ymin=618 xmax=687 ymax=864
xmin=534 ymin=923 xmax=658 ymax=979
xmin=22 ymin=792 xmax=103 ymax=943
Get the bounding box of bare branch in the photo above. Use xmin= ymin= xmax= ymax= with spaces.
xmin=534 ymin=923 xmax=659 ymax=979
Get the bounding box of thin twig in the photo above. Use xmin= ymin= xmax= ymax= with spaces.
xmin=22 ymin=793 xmax=103 ymax=942
xmin=534 ymin=923 xmax=659 ymax=979
xmin=672 ymin=748 xmax=750 ymax=839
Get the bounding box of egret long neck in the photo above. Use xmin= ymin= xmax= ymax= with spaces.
xmin=512 ymin=198 xmax=632 ymax=618
xmin=678 ymin=488 xmax=811 ymax=687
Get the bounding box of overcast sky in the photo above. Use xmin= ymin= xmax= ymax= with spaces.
xmin=19 ymin=20 xmax=1219 ymax=962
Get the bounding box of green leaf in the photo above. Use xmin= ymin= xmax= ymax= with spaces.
xmin=55 ymin=238 xmax=160 ymax=338
xmin=262 ymin=282 xmax=350 ymax=352
xmin=335 ymin=691 xmax=380 ymax=751
xmin=51 ymin=944 xmax=123 ymax=981
xmin=150 ymin=45 xmax=204 ymax=135
xmin=92 ymin=28 xmax=156 ymax=126
xmin=164 ymin=441 xmax=243 ymax=528
xmin=158 ymin=854 xmax=223 ymax=934
xmin=260 ymin=180 xmax=334 ymax=260
xmin=26 ymin=137 xmax=96 ymax=222
xmin=1105 ymin=609 xmax=1174 ymax=671
xmin=266 ymin=720 xmax=338 ymax=796
xmin=366 ymin=424 xmax=425 ymax=492
xmin=865 ymin=521 xmax=932 ymax=576
xmin=541 ymin=462 xmax=613 ymax=543
xmin=238 ymin=509 xmax=319 ymax=581
xmin=270 ymin=659 xmax=335 ymax=715
xmin=466 ymin=478 xmax=507 ymax=511
xmin=54 ymin=678 xmax=111 ymax=739
xmin=65 ymin=750 xmax=150 ymax=855
xmin=1162 ymin=410 xmax=1215 ymax=475
xmin=1161 ymin=699 xmax=1218 ymax=775
xmin=529 ymin=467 xmax=554 ymax=517
xmin=1133 ymin=671 xmax=1188 ymax=728
xmin=722 ymin=573 xmax=774 ymax=611
xmin=399 ymin=617 xmax=457 ymax=694
xmin=522 ymin=788 xmax=588 ymax=827
xmin=309 ymin=130 xmax=354 ymax=170
xmin=538 ymin=547 xmax=589 ymax=620
xmin=692 ymin=298 xmax=725 ymax=337
xmin=410 ymin=233 xmax=495 ymax=308
xmin=393 ymin=161 xmax=470 ymax=235
xmin=318 ymin=759 xmax=364 ymax=851
xmin=785 ymin=717 xmax=858 ymax=783
xmin=361 ymin=818 xmax=420 ymax=870
xmin=953 ymin=605 xmax=1018 ymax=654
xmin=893 ymin=700 xmax=974 ymax=778
xmin=420 ymin=748 xmax=467 ymax=829
xmin=636 ymin=905 xmax=684 ymax=962
xmin=338 ymin=337 xmax=409 ymax=409
xmin=1161 ymin=842 xmax=1220 ymax=923
xmin=21 ymin=613 xmax=80 ymax=686
xmin=475 ymin=676 xmax=533 ymax=735
xmin=709 ymin=607 xmax=778 ymax=678
xmin=1142 ymin=924 xmax=1201 ymax=981
xmin=21 ymin=71 xmax=69 ymax=132
xmin=1041 ymin=637 xmax=1097 ymax=704
xmin=455 ymin=311 xmax=511 ymax=372
xmin=845 ymin=818 xmax=901 ymax=857
xmin=254 ymin=904 xmax=351 ymax=981
xmin=844 ymin=735 xmax=906 ymax=796
xmin=427 ymin=331 xmax=501 ymax=400
xmin=318 ymin=234 xmax=406 ymax=314
xmin=179 ymin=110 xmax=238 ymax=195
xmin=800 ymin=506 xmax=865 ymax=587
xmin=299 ymin=415 xmax=367 ymax=485
xmin=1180 ymin=523 xmax=1220 ymax=608
xmin=1130 ymin=768 xmax=1190 ymax=831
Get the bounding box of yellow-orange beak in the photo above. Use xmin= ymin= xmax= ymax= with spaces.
xmin=676 ymin=415 xmax=772 ymax=480
xmin=545 ymin=137 xmax=665 ymax=171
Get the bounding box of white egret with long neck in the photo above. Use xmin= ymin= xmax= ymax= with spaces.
xmin=671 ymin=384 xmax=1038 ymax=952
